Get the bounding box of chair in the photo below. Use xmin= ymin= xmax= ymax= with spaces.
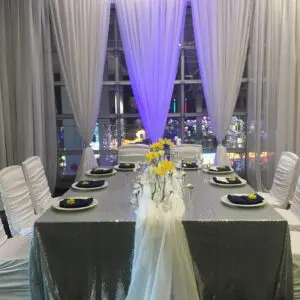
xmin=120 ymin=144 xmax=150 ymax=151
xmin=0 ymin=221 xmax=30 ymax=299
xmin=118 ymin=148 xmax=149 ymax=163
xmin=290 ymin=231 xmax=300 ymax=300
xmin=22 ymin=156 xmax=58 ymax=214
xmin=259 ymin=152 xmax=299 ymax=209
xmin=171 ymin=144 xmax=203 ymax=160
xmin=275 ymin=176 xmax=300 ymax=231
xmin=0 ymin=166 xmax=36 ymax=236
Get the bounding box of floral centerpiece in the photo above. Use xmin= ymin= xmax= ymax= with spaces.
xmin=145 ymin=139 xmax=180 ymax=207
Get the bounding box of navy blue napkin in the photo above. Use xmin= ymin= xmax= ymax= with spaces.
xmin=118 ymin=163 xmax=135 ymax=169
xmin=76 ymin=180 xmax=105 ymax=188
xmin=182 ymin=161 xmax=198 ymax=168
xmin=227 ymin=194 xmax=264 ymax=205
xmin=59 ymin=198 xmax=93 ymax=208
xmin=213 ymin=177 xmax=242 ymax=185
xmin=209 ymin=166 xmax=232 ymax=172
xmin=90 ymin=168 xmax=113 ymax=175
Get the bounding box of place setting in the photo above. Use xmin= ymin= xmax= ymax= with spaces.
xmin=203 ymin=165 xmax=234 ymax=174
xmin=114 ymin=162 xmax=136 ymax=172
xmin=220 ymin=193 xmax=266 ymax=208
xmin=210 ymin=176 xmax=247 ymax=187
xmin=71 ymin=179 xmax=108 ymax=191
xmin=52 ymin=196 xmax=99 ymax=212
xmin=85 ymin=166 xmax=117 ymax=177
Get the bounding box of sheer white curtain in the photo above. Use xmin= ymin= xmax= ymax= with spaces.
xmin=50 ymin=0 xmax=110 ymax=180
xmin=247 ymin=0 xmax=296 ymax=191
xmin=0 ymin=0 xmax=57 ymax=192
xmin=191 ymin=0 xmax=253 ymax=166
xmin=116 ymin=0 xmax=186 ymax=143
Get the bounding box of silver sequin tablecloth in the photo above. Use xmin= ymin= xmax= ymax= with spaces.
xmin=30 ymin=172 xmax=293 ymax=300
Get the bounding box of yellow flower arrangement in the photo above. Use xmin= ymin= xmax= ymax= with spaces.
xmin=151 ymin=160 xmax=175 ymax=176
xmin=66 ymin=198 xmax=76 ymax=205
xmin=247 ymin=193 xmax=257 ymax=200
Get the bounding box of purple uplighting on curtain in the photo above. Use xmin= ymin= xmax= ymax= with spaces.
xmin=116 ymin=0 xmax=186 ymax=142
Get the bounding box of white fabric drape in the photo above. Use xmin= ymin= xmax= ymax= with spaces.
xmin=126 ymin=176 xmax=200 ymax=300
xmin=50 ymin=0 xmax=110 ymax=180
xmin=116 ymin=0 xmax=186 ymax=143
xmin=0 ymin=0 xmax=57 ymax=193
xmin=191 ymin=0 xmax=253 ymax=166
xmin=247 ymin=0 xmax=296 ymax=191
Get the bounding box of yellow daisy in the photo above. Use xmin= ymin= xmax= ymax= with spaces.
xmin=152 ymin=166 xmax=166 ymax=176
xmin=160 ymin=160 xmax=175 ymax=171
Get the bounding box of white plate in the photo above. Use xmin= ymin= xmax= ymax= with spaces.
xmin=210 ymin=177 xmax=247 ymax=187
xmin=86 ymin=168 xmax=117 ymax=177
xmin=114 ymin=164 xmax=135 ymax=172
xmin=221 ymin=194 xmax=266 ymax=208
xmin=52 ymin=197 xmax=98 ymax=211
xmin=204 ymin=167 xmax=234 ymax=174
xmin=71 ymin=180 xmax=108 ymax=191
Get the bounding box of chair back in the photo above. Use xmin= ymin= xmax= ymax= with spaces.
xmin=171 ymin=144 xmax=203 ymax=160
xmin=270 ymin=151 xmax=299 ymax=208
xmin=22 ymin=156 xmax=52 ymax=214
xmin=118 ymin=148 xmax=149 ymax=163
xmin=291 ymin=177 xmax=300 ymax=220
xmin=0 ymin=166 xmax=35 ymax=236
xmin=0 ymin=220 xmax=7 ymax=248
xmin=120 ymin=144 xmax=150 ymax=151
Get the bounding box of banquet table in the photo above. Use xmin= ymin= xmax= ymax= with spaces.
xmin=30 ymin=171 xmax=293 ymax=300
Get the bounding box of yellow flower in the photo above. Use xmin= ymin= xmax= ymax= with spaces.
xmin=247 ymin=193 xmax=257 ymax=200
xmin=152 ymin=166 xmax=166 ymax=176
xmin=227 ymin=177 xmax=237 ymax=182
xmin=160 ymin=160 xmax=175 ymax=171
xmin=66 ymin=198 xmax=76 ymax=205
xmin=150 ymin=142 xmax=164 ymax=150
xmin=146 ymin=151 xmax=160 ymax=162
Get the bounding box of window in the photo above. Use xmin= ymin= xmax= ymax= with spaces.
xmin=53 ymin=6 xmax=248 ymax=180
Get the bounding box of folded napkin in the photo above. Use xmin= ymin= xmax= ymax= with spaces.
xmin=213 ymin=176 xmax=242 ymax=185
xmin=182 ymin=161 xmax=198 ymax=168
xmin=59 ymin=198 xmax=93 ymax=208
xmin=76 ymin=180 xmax=105 ymax=189
xmin=227 ymin=193 xmax=264 ymax=205
xmin=209 ymin=166 xmax=232 ymax=172
xmin=90 ymin=168 xmax=113 ymax=175
xmin=118 ymin=163 xmax=135 ymax=169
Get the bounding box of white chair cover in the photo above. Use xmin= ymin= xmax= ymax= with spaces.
xmin=0 ymin=166 xmax=36 ymax=236
xmin=171 ymin=144 xmax=203 ymax=160
xmin=276 ymin=176 xmax=300 ymax=231
xmin=292 ymin=177 xmax=300 ymax=220
xmin=290 ymin=231 xmax=300 ymax=300
xmin=118 ymin=148 xmax=149 ymax=163
xmin=0 ymin=220 xmax=30 ymax=300
xmin=22 ymin=156 xmax=54 ymax=214
xmin=120 ymin=144 xmax=150 ymax=151
xmin=261 ymin=152 xmax=299 ymax=208
xmin=126 ymin=173 xmax=200 ymax=300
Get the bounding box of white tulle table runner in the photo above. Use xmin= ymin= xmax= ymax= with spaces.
xmin=126 ymin=174 xmax=200 ymax=300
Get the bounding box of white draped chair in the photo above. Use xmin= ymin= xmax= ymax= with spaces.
xmin=118 ymin=148 xmax=149 ymax=163
xmin=120 ymin=144 xmax=150 ymax=151
xmin=292 ymin=231 xmax=300 ymax=300
xmin=171 ymin=144 xmax=203 ymax=160
xmin=259 ymin=152 xmax=299 ymax=209
xmin=275 ymin=176 xmax=300 ymax=231
xmin=0 ymin=166 xmax=36 ymax=236
xmin=0 ymin=222 xmax=30 ymax=300
xmin=22 ymin=156 xmax=59 ymax=214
